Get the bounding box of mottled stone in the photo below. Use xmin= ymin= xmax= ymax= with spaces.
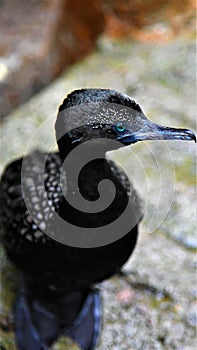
xmin=0 ymin=0 xmax=104 ymax=118
xmin=0 ymin=0 xmax=195 ymax=118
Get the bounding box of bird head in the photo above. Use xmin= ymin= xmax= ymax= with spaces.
xmin=56 ymin=88 xmax=196 ymax=151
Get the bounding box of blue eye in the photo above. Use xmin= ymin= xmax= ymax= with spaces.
xmin=115 ymin=123 xmax=126 ymax=133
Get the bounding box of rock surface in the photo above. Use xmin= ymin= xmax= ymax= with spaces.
xmin=0 ymin=0 xmax=104 ymax=118
xmin=0 ymin=36 xmax=196 ymax=349
xmin=0 ymin=0 xmax=194 ymax=118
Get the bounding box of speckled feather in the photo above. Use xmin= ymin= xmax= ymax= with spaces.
xmin=0 ymin=88 xmax=196 ymax=350
xmin=0 ymin=89 xmax=142 ymax=297
xmin=0 ymin=152 xmax=63 ymax=251
xmin=0 ymin=151 xmax=139 ymax=296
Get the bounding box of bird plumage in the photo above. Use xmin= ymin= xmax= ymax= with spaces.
xmin=0 ymin=88 xmax=195 ymax=349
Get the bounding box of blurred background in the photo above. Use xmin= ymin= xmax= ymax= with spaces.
xmin=0 ymin=0 xmax=195 ymax=118
xmin=0 ymin=1 xmax=196 ymax=350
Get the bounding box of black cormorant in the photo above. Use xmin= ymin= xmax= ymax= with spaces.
xmin=0 ymin=89 xmax=196 ymax=350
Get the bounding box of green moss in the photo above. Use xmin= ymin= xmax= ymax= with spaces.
xmin=0 ymin=332 xmax=16 ymax=350
xmin=175 ymin=156 xmax=196 ymax=186
xmin=148 ymin=293 xmax=172 ymax=310
xmin=51 ymin=336 xmax=80 ymax=350
xmin=0 ymin=251 xmax=18 ymax=316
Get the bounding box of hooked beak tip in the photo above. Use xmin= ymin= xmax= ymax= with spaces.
xmin=190 ymin=130 xmax=196 ymax=143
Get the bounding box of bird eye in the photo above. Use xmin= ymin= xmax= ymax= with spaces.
xmin=115 ymin=123 xmax=126 ymax=133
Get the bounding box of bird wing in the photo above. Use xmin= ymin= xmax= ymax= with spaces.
xmin=0 ymin=151 xmax=63 ymax=257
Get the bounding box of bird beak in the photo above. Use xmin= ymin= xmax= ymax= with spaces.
xmin=117 ymin=122 xmax=196 ymax=144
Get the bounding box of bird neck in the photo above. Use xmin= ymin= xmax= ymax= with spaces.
xmin=56 ymin=123 xmax=116 ymax=161
xmin=57 ymin=125 xmax=120 ymax=199
xmin=56 ymin=125 xmax=130 ymax=228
